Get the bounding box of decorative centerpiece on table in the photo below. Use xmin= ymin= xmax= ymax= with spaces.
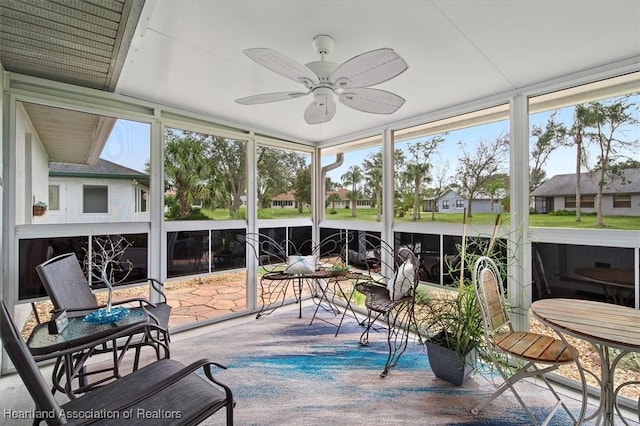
xmin=82 ymin=236 xmax=134 ymax=324
xmin=329 ymin=259 xmax=350 ymax=276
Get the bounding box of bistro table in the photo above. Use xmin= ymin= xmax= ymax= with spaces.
xmin=27 ymin=307 xmax=166 ymax=398
xmin=257 ymin=267 xmax=367 ymax=332
xmin=575 ymin=267 xmax=635 ymax=305
xmin=308 ymin=269 xmax=368 ymax=336
xmin=530 ymin=298 xmax=640 ymax=425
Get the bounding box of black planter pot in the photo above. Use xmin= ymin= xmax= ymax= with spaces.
xmin=425 ymin=339 xmax=476 ymax=386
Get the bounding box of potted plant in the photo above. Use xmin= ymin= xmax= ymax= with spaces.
xmin=32 ymin=201 xmax=47 ymax=216
xmin=416 ymin=282 xmax=484 ymax=385
xmin=415 ymin=212 xmax=503 ymax=385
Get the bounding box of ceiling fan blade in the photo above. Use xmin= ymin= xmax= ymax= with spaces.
xmin=331 ymin=48 xmax=408 ymax=89
xmin=235 ymin=91 xmax=309 ymax=105
xmin=304 ymin=95 xmax=336 ymax=125
xmin=338 ymin=88 xmax=405 ymax=114
xmin=244 ymin=48 xmax=319 ymax=87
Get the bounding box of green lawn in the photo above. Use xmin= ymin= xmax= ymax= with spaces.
xmin=189 ymin=207 xmax=640 ymax=230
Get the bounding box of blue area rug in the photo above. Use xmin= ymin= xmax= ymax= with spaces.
xmin=170 ymin=304 xmax=627 ymax=426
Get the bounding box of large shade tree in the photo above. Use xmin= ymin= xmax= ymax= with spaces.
xmin=205 ymin=136 xmax=246 ymax=217
xmin=403 ymin=137 xmax=443 ymax=220
xmin=363 ymin=151 xmax=383 ymax=222
xmin=454 ymin=134 xmax=509 ymax=218
xmin=580 ymin=97 xmax=639 ymax=227
xmin=257 ymin=147 xmax=307 ymax=209
xmin=529 ymin=112 xmax=568 ymax=192
xmin=291 ymin=165 xmax=311 ymax=213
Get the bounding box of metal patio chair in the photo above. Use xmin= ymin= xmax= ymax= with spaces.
xmin=1 ymin=299 xmax=234 ymax=426
xmin=471 ymin=256 xmax=587 ymax=425
xmin=35 ymin=252 xmax=172 ymax=389
xmin=355 ymin=244 xmax=420 ymax=377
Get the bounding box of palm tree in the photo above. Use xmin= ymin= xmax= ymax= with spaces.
xmin=164 ymin=133 xmax=211 ymax=218
xmin=327 ymin=192 xmax=342 ymax=214
xmin=484 ymin=177 xmax=505 ymax=214
xmin=341 ymin=165 xmax=363 ymax=217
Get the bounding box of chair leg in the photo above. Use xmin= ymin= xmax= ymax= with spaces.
xmin=472 ymin=361 xmax=578 ymax=426
xmin=380 ymin=302 xmax=413 ymax=377
xmin=359 ymin=309 xmax=380 ymax=346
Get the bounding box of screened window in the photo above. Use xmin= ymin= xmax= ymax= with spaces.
xmin=135 ymin=187 xmax=148 ymax=212
xmin=321 ymin=144 xmax=381 ymax=222
xmin=613 ymin=194 xmax=631 ymax=208
xmin=48 ymin=185 xmax=60 ymax=210
xmin=455 ymin=199 xmax=464 ymax=208
xmin=442 ymin=200 xmax=450 ymax=210
xmin=565 ymin=195 xmax=595 ymax=209
xmin=83 ymin=185 xmax=108 ymax=213
xmin=256 ymin=145 xmax=311 ymax=218
xmin=164 ymin=127 xmax=247 ymax=220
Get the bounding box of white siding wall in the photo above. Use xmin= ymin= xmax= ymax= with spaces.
xmin=554 ymin=194 xmax=640 ymax=216
xmin=39 ymin=177 xmax=149 ymax=224
xmin=15 ymin=104 xmax=49 ymax=225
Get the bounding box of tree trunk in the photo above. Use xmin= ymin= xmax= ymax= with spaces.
xmin=413 ymin=177 xmax=421 ymax=221
xmin=575 ymin=131 xmax=582 ymax=222
xmin=376 ymin=189 xmax=382 ymax=222
xmin=596 ymin=164 xmax=606 ymax=227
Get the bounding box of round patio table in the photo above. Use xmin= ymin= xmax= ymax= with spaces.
xmin=531 ymin=298 xmax=640 ymax=425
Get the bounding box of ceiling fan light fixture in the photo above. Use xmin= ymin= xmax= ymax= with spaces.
xmin=236 ymin=35 xmax=407 ymax=124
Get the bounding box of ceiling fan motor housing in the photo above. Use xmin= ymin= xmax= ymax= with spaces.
xmin=313 ymin=34 xmax=335 ymax=55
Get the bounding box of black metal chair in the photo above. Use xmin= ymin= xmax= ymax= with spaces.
xmin=355 ymin=244 xmax=420 ymax=377
xmin=35 ymin=252 xmax=172 ymax=389
xmin=245 ymin=232 xmax=308 ymax=318
xmin=1 ymin=299 xmax=233 ymax=426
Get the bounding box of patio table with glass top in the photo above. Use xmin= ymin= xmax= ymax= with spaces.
xmin=27 ymin=307 xmax=165 ymax=398
xmin=530 ymin=298 xmax=640 ymax=426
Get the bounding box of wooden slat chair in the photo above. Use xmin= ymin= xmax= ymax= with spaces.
xmin=35 ymin=253 xmax=172 ymax=389
xmin=1 ymin=299 xmax=233 ymax=426
xmin=471 ymin=256 xmax=587 ymax=425
xmin=355 ymin=245 xmax=420 ymax=377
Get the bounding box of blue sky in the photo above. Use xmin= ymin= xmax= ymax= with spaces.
xmin=102 ymin=101 xmax=638 ymax=183
xmin=101 ymin=119 xmax=150 ymax=173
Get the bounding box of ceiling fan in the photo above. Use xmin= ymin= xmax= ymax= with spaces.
xmin=235 ymin=35 xmax=408 ymax=125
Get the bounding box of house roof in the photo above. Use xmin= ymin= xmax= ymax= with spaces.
xmin=49 ymin=158 xmax=149 ymax=184
xmin=531 ymin=168 xmax=640 ymax=197
xmin=271 ymin=191 xmax=296 ymax=201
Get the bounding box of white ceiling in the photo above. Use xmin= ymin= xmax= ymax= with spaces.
xmin=116 ymin=0 xmax=640 ymax=145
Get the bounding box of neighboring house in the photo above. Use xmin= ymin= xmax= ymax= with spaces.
xmin=531 ymin=168 xmax=640 ymax=215
xmin=270 ymin=188 xmax=371 ymax=209
xmin=424 ymin=188 xmax=504 ymax=214
xmin=270 ymin=190 xmax=297 ymax=208
xmin=326 ymin=188 xmax=371 ymax=209
xmin=38 ymin=159 xmax=150 ymax=224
